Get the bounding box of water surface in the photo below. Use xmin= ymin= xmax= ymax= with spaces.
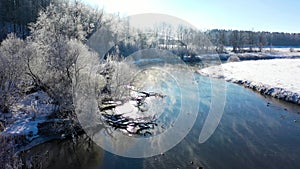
xmin=22 ymin=71 xmax=300 ymax=169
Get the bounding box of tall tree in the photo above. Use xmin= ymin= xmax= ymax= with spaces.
xmin=27 ymin=0 xmax=104 ymax=112
xmin=247 ymin=30 xmax=255 ymax=52
xmin=217 ymin=30 xmax=226 ymax=53
xmin=230 ymin=30 xmax=239 ymax=52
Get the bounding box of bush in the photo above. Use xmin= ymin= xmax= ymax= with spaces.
xmin=0 ymin=34 xmax=27 ymax=113
xmin=27 ymin=39 xmax=100 ymax=114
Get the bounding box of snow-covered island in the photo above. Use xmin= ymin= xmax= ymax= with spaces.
xmin=198 ymin=58 xmax=300 ymax=105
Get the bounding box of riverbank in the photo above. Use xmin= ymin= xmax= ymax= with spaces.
xmin=182 ymin=47 xmax=300 ymax=63
xmin=198 ymin=58 xmax=300 ymax=105
xmin=0 ymin=91 xmax=81 ymax=155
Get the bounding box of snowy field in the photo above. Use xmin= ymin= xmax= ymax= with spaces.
xmin=198 ymin=58 xmax=300 ymax=104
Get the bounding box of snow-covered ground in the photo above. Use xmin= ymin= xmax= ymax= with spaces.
xmin=1 ymin=91 xmax=58 ymax=151
xmin=198 ymin=58 xmax=300 ymax=105
xmin=183 ymin=47 xmax=300 ymax=63
xmin=222 ymin=47 xmax=300 ymax=60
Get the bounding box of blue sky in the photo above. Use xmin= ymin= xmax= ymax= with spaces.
xmin=82 ymin=0 xmax=300 ymax=33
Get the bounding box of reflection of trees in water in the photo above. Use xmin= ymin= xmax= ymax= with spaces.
xmin=100 ymin=91 xmax=166 ymax=137
xmin=101 ymin=112 xmax=157 ymax=136
xmin=19 ymin=134 xmax=103 ymax=169
xmin=0 ymin=134 xmax=104 ymax=169
xmin=0 ymin=135 xmax=21 ymax=169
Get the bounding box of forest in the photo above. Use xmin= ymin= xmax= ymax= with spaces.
xmin=0 ymin=0 xmax=52 ymax=40
xmin=206 ymin=29 xmax=300 ymax=53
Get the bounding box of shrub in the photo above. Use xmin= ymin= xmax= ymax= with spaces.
xmin=0 ymin=34 xmax=27 ymax=113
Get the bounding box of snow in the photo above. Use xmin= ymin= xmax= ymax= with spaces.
xmin=182 ymin=48 xmax=300 ymax=63
xmin=115 ymin=102 xmax=139 ymax=115
xmin=114 ymin=95 xmax=159 ymax=119
xmin=198 ymin=58 xmax=300 ymax=104
xmin=1 ymin=91 xmax=56 ymax=141
xmin=220 ymin=47 xmax=300 ymax=61
xmin=4 ymin=119 xmax=41 ymax=141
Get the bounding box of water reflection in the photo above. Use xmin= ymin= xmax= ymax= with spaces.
xmin=21 ymin=73 xmax=300 ymax=169
xmin=21 ymin=135 xmax=103 ymax=169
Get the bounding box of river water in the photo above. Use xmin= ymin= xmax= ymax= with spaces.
xmin=20 ymin=67 xmax=300 ymax=169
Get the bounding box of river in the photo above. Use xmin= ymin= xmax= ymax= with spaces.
xmin=19 ymin=67 xmax=300 ymax=169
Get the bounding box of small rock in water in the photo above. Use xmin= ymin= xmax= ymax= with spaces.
xmin=284 ymin=108 xmax=288 ymax=111
xmin=294 ymin=120 xmax=298 ymax=123
xmin=160 ymin=152 xmax=165 ymax=156
xmin=190 ymin=161 xmax=194 ymax=165
xmin=197 ymin=166 xmax=204 ymax=169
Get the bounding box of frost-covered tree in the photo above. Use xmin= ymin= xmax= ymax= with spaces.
xmin=27 ymin=38 xmax=100 ymax=113
xmin=0 ymin=34 xmax=27 ymax=113
xmin=26 ymin=1 xmax=104 ymax=113
xmin=87 ymin=13 xmax=132 ymax=58
xmin=29 ymin=0 xmax=103 ymax=43
xmin=258 ymin=32 xmax=267 ymax=52
xmin=230 ymin=30 xmax=240 ymax=52
xmin=98 ymin=55 xmax=138 ymax=102
xmin=217 ymin=30 xmax=226 ymax=53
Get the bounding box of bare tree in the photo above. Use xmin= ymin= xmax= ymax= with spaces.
xmin=230 ymin=30 xmax=240 ymax=53
xmin=217 ymin=30 xmax=226 ymax=53
xmin=248 ymin=30 xmax=255 ymax=52
xmin=258 ymin=32 xmax=267 ymax=52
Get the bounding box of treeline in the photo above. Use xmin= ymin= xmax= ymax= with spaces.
xmin=1 ymin=1 xmax=300 ymax=55
xmin=0 ymin=0 xmax=52 ymax=40
xmin=112 ymin=27 xmax=300 ymax=56
xmin=206 ymin=29 xmax=300 ymax=53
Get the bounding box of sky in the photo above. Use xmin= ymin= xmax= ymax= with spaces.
xmin=82 ymin=0 xmax=300 ymax=33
